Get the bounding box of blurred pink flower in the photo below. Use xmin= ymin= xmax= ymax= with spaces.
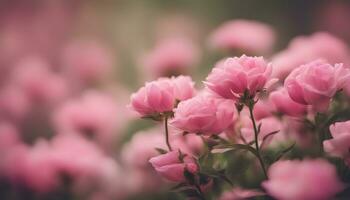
xmin=209 ymin=19 xmax=276 ymax=54
xmin=219 ymin=187 xmax=264 ymax=200
xmin=324 ymin=121 xmax=350 ymax=166
xmin=0 ymin=122 xmax=21 ymax=174
xmin=270 ymin=87 xmax=307 ymax=117
xmin=10 ymin=57 xmax=68 ymax=105
xmin=284 ymin=60 xmax=350 ymax=112
xmin=272 ymin=32 xmax=350 ymax=80
xmin=262 ymin=159 xmax=344 ymax=200
xmin=52 ymin=90 xmax=119 ymax=147
xmin=171 ymin=94 xmax=235 ymax=136
xmin=205 ymin=55 xmax=272 ymax=100
xmin=142 ymin=37 xmax=199 ymax=77
xmin=239 ymin=116 xmax=285 ymax=147
xmin=129 ymin=75 xmax=195 ymax=116
xmin=252 ymin=100 xmax=275 ymax=120
xmin=0 ymin=85 xmax=30 ymax=121
xmin=122 ymin=127 xmax=203 ymax=170
xmin=62 ymin=40 xmax=114 ymax=83
xmin=50 ymin=134 xmax=122 ymax=193
xmin=4 ymin=140 xmax=59 ymax=193
xmin=121 ymin=129 xmax=166 ymax=169
xmin=149 ymin=150 xmax=198 ymax=182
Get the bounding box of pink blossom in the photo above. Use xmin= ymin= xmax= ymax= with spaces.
xmin=4 ymin=140 xmax=59 ymax=193
xmin=284 ymin=60 xmax=350 ymax=112
xmin=50 ymin=134 xmax=121 ymax=193
xmin=62 ymin=40 xmax=114 ymax=83
xmin=209 ymin=19 xmax=276 ymax=54
xmin=323 ymin=121 xmax=350 ymax=166
xmin=171 ymin=94 xmax=235 ymax=135
xmin=52 ymin=90 xmax=119 ymax=147
xmin=252 ymin=100 xmax=275 ymax=120
xmin=205 ymin=55 xmax=272 ymax=100
xmin=142 ymin=38 xmax=199 ymax=77
xmin=129 ymin=75 xmax=195 ymax=116
xmin=262 ymin=159 xmax=344 ymax=200
xmin=122 ymin=127 xmax=203 ymax=169
xmin=219 ymin=187 xmax=264 ymax=200
xmin=272 ymin=32 xmax=350 ymax=80
xmin=149 ymin=150 xmax=198 ymax=182
xmin=270 ymin=87 xmax=307 ymax=117
xmin=239 ymin=116 xmax=284 ymax=147
xmin=10 ymin=57 xmax=68 ymax=105
xmin=121 ymin=129 xmax=166 ymax=169
xmin=0 ymin=85 xmax=30 ymax=121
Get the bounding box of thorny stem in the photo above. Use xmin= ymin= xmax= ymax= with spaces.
xmin=164 ymin=116 xmax=172 ymax=151
xmin=247 ymin=102 xmax=268 ymax=179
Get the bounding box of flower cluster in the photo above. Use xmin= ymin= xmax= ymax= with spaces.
xmin=130 ymin=52 xmax=350 ymax=199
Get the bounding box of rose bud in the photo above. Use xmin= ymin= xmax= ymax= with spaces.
xmin=149 ymin=151 xmax=198 ymax=182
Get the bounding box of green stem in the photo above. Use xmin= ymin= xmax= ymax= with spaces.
xmin=164 ymin=116 xmax=172 ymax=151
xmin=194 ymin=183 xmax=207 ymax=200
xmin=248 ymin=103 xmax=268 ymax=179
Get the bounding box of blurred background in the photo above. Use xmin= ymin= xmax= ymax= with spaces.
xmin=0 ymin=0 xmax=350 ymax=199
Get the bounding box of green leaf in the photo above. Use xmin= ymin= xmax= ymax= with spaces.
xmin=213 ymin=143 xmax=259 ymax=157
xmin=274 ymin=143 xmax=296 ymax=161
xmin=260 ymin=130 xmax=280 ymax=149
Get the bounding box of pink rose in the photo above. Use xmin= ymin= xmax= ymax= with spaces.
xmin=239 ymin=116 xmax=284 ymax=147
xmin=129 ymin=76 xmax=195 ymax=116
xmin=323 ymin=121 xmax=350 ymax=166
xmin=171 ymin=94 xmax=235 ymax=135
xmin=284 ymin=60 xmax=349 ymax=112
xmin=209 ymin=19 xmax=276 ymax=54
xmin=270 ymin=87 xmax=307 ymax=117
xmin=149 ymin=151 xmax=198 ymax=182
xmin=205 ymin=55 xmax=272 ymax=100
xmin=272 ymin=32 xmax=350 ymax=80
xmin=219 ymin=187 xmax=264 ymax=200
xmin=52 ymin=90 xmax=119 ymax=148
xmin=142 ymin=37 xmax=199 ymax=77
xmin=10 ymin=57 xmax=68 ymax=105
xmin=262 ymin=159 xmax=344 ymax=200
xmin=62 ymin=40 xmax=113 ymax=83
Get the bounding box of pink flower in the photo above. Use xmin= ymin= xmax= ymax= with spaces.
xmin=10 ymin=57 xmax=68 ymax=105
xmin=0 ymin=85 xmax=30 ymax=121
xmin=62 ymin=40 xmax=114 ymax=83
xmin=209 ymin=19 xmax=276 ymax=54
xmin=50 ymin=134 xmax=121 ymax=192
xmin=252 ymin=100 xmax=275 ymax=120
xmin=4 ymin=140 xmax=59 ymax=193
xmin=272 ymin=32 xmax=350 ymax=80
xmin=219 ymin=187 xmax=264 ymax=200
xmin=142 ymin=37 xmax=199 ymax=77
xmin=171 ymin=94 xmax=235 ymax=135
xmin=270 ymin=87 xmax=307 ymax=117
xmin=52 ymin=90 xmax=119 ymax=147
xmin=239 ymin=116 xmax=284 ymax=147
xmin=262 ymin=159 xmax=344 ymax=200
xmin=121 ymin=129 xmax=166 ymax=169
xmin=205 ymin=55 xmax=272 ymax=100
xmin=129 ymin=75 xmax=195 ymax=116
xmin=284 ymin=60 xmax=349 ymax=112
xmin=149 ymin=151 xmax=198 ymax=182
xmin=323 ymin=121 xmax=350 ymax=166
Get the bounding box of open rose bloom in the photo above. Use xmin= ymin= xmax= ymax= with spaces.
xmin=3 ymin=2 xmax=350 ymax=200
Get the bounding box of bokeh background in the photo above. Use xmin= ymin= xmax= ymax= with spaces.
xmin=0 ymin=0 xmax=350 ymax=200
